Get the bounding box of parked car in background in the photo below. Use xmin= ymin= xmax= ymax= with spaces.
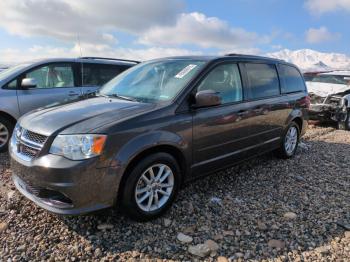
xmin=0 ymin=66 xmax=8 ymax=73
xmin=306 ymin=71 xmax=350 ymax=130
xmin=10 ymin=55 xmax=309 ymax=221
xmin=0 ymin=57 xmax=138 ymax=152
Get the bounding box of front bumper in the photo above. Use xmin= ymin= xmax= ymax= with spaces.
xmin=309 ymin=104 xmax=347 ymax=122
xmin=10 ymin=149 xmax=121 ymax=215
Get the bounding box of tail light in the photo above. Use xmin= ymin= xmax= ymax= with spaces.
xmin=299 ymin=95 xmax=311 ymax=108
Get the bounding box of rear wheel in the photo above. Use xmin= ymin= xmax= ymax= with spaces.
xmin=0 ymin=116 xmax=14 ymax=153
xmin=275 ymin=122 xmax=300 ymax=159
xmin=120 ymin=153 xmax=181 ymax=221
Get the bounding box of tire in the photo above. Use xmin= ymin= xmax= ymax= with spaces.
xmin=0 ymin=116 xmax=15 ymax=153
xmin=120 ymin=152 xmax=181 ymax=221
xmin=337 ymin=110 xmax=350 ymax=131
xmin=274 ymin=122 xmax=300 ymax=159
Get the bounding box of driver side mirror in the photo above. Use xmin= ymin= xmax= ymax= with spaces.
xmin=21 ymin=78 xmax=37 ymax=89
xmin=193 ymin=90 xmax=221 ymax=108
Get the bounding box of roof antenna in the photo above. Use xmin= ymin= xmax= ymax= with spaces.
xmin=76 ymin=33 xmax=84 ymax=87
xmin=76 ymin=33 xmax=83 ymax=57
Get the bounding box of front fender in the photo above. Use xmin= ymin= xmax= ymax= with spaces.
xmin=342 ymin=94 xmax=350 ymax=108
xmin=111 ymin=130 xmax=189 ymax=173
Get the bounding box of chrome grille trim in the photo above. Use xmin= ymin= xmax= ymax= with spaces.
xmin=22 ymin=129 xmax=47 ymax=145
xmin=12 ymin=126 xmax=48 ymax=161
xmin=19 ymin=136 xmax=43 ymax=150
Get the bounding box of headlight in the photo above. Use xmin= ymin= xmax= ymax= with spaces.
xmin=49 ymin=134 xmax=107 ymax=160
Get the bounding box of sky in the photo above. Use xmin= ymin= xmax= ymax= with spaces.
xmin=0 ymin=0 xmax=349 ymax=63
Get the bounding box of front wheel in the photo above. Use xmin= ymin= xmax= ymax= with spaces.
xmin=275 ymin=122 xmax=300 ymax=159
xmin=120 ymin=153 xmax=181 ymax=221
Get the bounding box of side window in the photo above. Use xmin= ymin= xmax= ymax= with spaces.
xmin=198 ymin=63 xmax=243 ymax=104
xmin=245 ymin=63 xmax=280 ymax=100
xmin=99 ymin=65 xmax=122 ymax=85
xmin=82 ymin=64 xmax=125 ymax=86
xmin=82 ymin=63 xmax=100 ymax=86
xmin=279 ymin=64 xmax=306 ymax=94
xmin=25 ymin=63 xmax=75 ymax=88
xmin=6 ymin=79 xmax=18 ymax=89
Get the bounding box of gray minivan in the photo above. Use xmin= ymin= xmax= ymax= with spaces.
xmin=10 ymin=55 xmax=309 ymax=221
xmin=0 ymin=57 xmax=138 ymax=152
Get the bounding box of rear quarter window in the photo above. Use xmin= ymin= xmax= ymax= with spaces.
xmin=279 ymin=64 xmax=306 ymax=94
xmin=245 ymin=63 xmax=280 ymax=100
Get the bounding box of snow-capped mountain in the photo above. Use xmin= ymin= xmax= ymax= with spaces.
xmin=266 ymin=49 xmax=350 ymax=72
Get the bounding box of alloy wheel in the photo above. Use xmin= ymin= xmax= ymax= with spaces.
xmin=0 ymin=122 xmax=9 ymax=148
xmin=135 ymin=163 xmax=174 ymax=212
xmin=284 ymin=126 xmax=298 ymax=155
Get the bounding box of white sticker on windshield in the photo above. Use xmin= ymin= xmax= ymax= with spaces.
xmin=175 ymin=64 xmax=197 ymax=79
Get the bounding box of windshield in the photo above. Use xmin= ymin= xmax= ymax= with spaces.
xmin=0 ymin=63 xmax=29 ymax=81
xmin=308 ymin=74 xmax=350 ymax=85
xmin=99 ymin=59 xmax=206 ymax=102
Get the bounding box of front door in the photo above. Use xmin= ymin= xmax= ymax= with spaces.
xmin=192 ymin=62 xmax=256 ymax=175
xmin=17 ymin=62 xmax=81 ymax=115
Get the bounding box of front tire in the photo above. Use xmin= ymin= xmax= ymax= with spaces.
xmin=120 ymin=153 xmax=181 ymax=221
xmin=0 ymin=116 xmax=14 ymax=153
xmin=275 ymin=122 xmax=300 ymax=159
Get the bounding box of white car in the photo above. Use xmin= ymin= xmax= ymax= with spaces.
xmin=306 ymin=71 xmax=350 ymax=130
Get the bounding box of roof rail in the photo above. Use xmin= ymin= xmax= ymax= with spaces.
xmin=225 ymin=53 xmax=284 ymax=61
xmin=225 ymin=53 xmax=258 ymax=57
xmin=80 ymin=57 xmax=140 ymax=64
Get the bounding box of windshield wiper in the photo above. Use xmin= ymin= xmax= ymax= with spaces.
xmin=104 ymin=93 xmax=138 ymax=102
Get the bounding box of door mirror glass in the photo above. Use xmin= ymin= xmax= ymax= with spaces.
xmin=194 ymin=90 xmax=221 ymax=108
xmin=21 ymin=78 xmax=37 ymax=88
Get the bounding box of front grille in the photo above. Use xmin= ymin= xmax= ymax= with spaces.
xmin=20 ymin=144 xmax=40 ymax=158
xmin=13 ymin=127 xmax=48 ymax=161
xmin=22 ymin=129 xmax=47 ymax=145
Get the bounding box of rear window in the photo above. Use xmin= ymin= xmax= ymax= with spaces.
xmin=245 ymin=63 xmax=280 ymax=100
xmin=82 ymin=63 xmax=129 ymax=86
xmin=279 ymin=64 xmax=305 ymax=93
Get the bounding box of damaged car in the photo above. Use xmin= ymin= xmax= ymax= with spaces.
xmin=306 ymin=71 xmax=350 ymax=130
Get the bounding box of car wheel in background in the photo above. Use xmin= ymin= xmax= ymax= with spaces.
xmin=274 ymin=122 xmax=300 ymax=159
xmin=337 ymin=109 xmax=350 ymax=131
xmin=0 ymin=116 xmax=14 ymax=153
xmin=120 ymin=152 xmax=181 ymax=221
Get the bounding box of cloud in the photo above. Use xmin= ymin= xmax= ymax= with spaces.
xmin=139 ymin=12 xmax=270 ymax=50
xmin=305 ymin=0 xmax=350 ymax=15
xmin=0 ymin=0 xmax=269 ymax=58
xmin=0 ymin=0 xmax=183 ymax=43
xmin=0 ymin=44 xmax=202 ymax=64
xmin=305 ymin=26 xmax=341 ymax=44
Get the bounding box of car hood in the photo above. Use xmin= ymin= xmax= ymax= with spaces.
xmin=306 ymin=81 xmax=350 ymax=97
xmin=19 ymin=96 xmax=155 ymax=136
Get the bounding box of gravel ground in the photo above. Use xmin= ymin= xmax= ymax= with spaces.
xmin=0 ymin=125 xmax=349 ymax=261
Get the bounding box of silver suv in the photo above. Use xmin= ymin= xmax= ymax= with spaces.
xmin=0 ymin=57 xmax=138 ymax=152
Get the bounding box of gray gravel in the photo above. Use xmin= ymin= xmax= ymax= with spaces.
xmin=0 ymin=125 xmax=350 ymax=261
